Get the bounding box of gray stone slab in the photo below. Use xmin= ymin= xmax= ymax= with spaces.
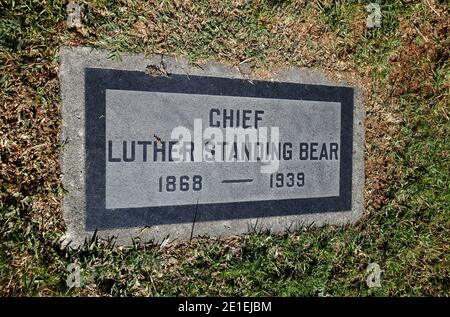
xmin=59 ymin=46 xmax=365 ymax=247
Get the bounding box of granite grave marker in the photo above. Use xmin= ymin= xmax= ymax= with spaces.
xmin=60 ymin=47 xmax=364 ymax=246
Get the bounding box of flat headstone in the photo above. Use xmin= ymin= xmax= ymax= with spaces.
xmin=60 ymin=47 xmax=365 ymax=247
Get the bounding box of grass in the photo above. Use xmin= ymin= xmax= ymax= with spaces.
xmin=0 ymin=0 xmax=449 ymax=296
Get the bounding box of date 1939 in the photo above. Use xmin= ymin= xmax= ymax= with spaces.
xmin=269 ymin=172 xmax=305 ymax=188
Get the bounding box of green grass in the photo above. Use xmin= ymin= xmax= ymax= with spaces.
xmin=0 ymin=0 xmax=449 ymax=296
